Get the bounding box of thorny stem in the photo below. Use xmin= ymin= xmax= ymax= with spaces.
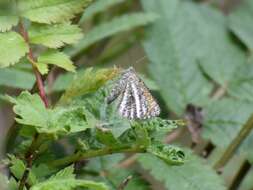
xmin=47 ymin=146 xmax=146 ymax=168
xmin=213 ymin=114 xmax=253 ymax=172
xmin=18 ymin=21 xmax=49 ymax=190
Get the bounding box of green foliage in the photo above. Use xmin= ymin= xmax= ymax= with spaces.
xmin=141 ymin=0 xmax=245 ymax=114
xmin=0 ymin=67 xmax=35 ymax=89
xmin=19 ymin=0 xmax=94 ymax=24
xmin=59 ymin=67 xmax=120 ymax=104
xmin=8 ymin=155 xmax=37 ymax=185
xmin=229 ymin=0 xmax=253 ymax=51
xmin=0 ymin=2 xmax=18 ymax=31
xmin=0 ymin=32 xmax=29 ymax=68
xmin=138 ymin=149 xmax=226 ymax=190
xmin=37 ymin=50 xmax=76 ymax=74
xmin=147 ymin=143 xmax=185 ymax=165
xmin=29 ymin=23 xmax=83 ymax=48
xmin=66 ymin=13 xmax=158 ymax=57
xmin=6 ymin=91 xmax=91 ymax=135
xmin=30 ymin=165 xmax=109 ymax=190
xmin=79 ymin=0 xmax=125 ymax=23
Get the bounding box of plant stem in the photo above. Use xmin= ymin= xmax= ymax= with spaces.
xmin=213 ymin=114 xmax=253 ymax=171
xmin=18 ymin=20 xmax=49 ymax=190
xmin=18 ymin=21 xmax=49 ymax=107
xmin=48 ymin=146 xmax=146 ymax=168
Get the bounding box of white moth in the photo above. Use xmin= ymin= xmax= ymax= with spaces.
xmin=106 ymin=67 xmax=160 ymax=119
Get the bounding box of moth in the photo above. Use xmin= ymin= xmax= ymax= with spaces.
xmin=106 ymin=67 xmax=160 ymax=119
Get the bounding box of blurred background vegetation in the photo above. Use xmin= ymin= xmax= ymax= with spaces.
xmin=1 ymin=0 xmax=253 ymax=189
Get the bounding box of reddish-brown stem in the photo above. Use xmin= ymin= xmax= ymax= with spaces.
xmin=18 ymin=21 xmax=49 ymax=190
xmin=18 ymin=21 xmax=49 ymax=108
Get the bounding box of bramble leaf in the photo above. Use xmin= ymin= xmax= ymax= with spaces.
xmin=66 ymin=13 xmax=158 ymax=57
xmin=37 ymin=50 xmax=76 ymax=74
xmin=0 ymin=2 xmax=18 ymax=31
xmin=29 ymin=23 xmax=83 ymax=48
xmin=138 ymin=149 xmax=226 ymax=190
xmin=19 ymin=0 xmax=94 ymax=24
xmin=0 ymin=32 xmax=29 ymax=68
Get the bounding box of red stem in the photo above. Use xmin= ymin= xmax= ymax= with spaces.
xmin=19 ymin=22 xmax=49 ymax=107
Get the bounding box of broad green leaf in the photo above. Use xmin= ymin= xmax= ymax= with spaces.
xmin=59 ymin=67 xmax=119 ymax=104
xmin=31 ymin=165 xmax=109 ymax=190
xmin=37 ymin=50 xmax=75 ymax=74
xmin=229 ymin=0 xmax=253 ymax=50
xmin=79 ymin=0 xmax=124 ymax=23
xmin=35 ymin=62 xmax=49 ymax=75
xmin=95 ymin=127 xmax=120 ymax=147
xmin=7 ymin=91 xmax=91 ymax=135
xmin=8 ymin=155 xmax=37 ymax=185
xmin=29 ymin=23 xmax=83 ymax=48
xmin=66 ymin=13 xmax=158 ymax=57
xmin=51 ymin=72 xmax=74 ymax=91
xmin=227 ymin=55 xmax=253 ymax=102
xmin=0 ymin=32 xmax=29 ymax=68
xmin=0 ymin=16 xmax=18 ymax=32
xmin=0 ymin=67 xmax=35 ymax=89
xmin=203 ymin=98 xmax=253 ymax=161
xmin=138 ymin=149 xmax=226 ymax=190
xmin=19 ymin=0 xmax=94 ymax=24
xmin=141 ymin=0 xmax=213 ymax=115
xmin=147 ymin=143 xmax=185 ymax=165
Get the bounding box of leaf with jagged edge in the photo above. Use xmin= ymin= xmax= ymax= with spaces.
xmin=79 ymin=0 xmax=124 ymax=23
xmin=0 ymin=32 xmax=29 ymax=68
xmin=0 ymin=1 xmax=18 ymax=32
xmin=65 ymin=13 xmax=158 ymax=57
xmin=6 ymin=91 xmax=91 ymax=135
xmin=19 ymin=0 xmax=94 ymax=24
xmin=29 ymin=23 xmax=83 ymax=48
xmin=59 ymin=67 xmax=120 ymax=105
xmin=30 ymin=165 xmax=109 ymax=190
xmin=138 ymin=148 xmax=226 ymax=190
xmin=147 ymin=143 xmax=185 ymax=165
xmin=37 ymin=50 xmax=76 ymax=74
xmin=141 ymin=0 xmax=245 ymax=114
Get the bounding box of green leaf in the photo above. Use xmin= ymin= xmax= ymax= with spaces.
xmin=79 ymin=0 xmax=124 ymax=23
xmin=59 ymin=67 xmax=119 ymax=104
xmin=0 ymin=32 xmax=29 ymax=68
xmin=203 ymin=98 xmax=253 ymax=161
xmin=229 ymin=0 xmax=253 ymax=50
xmin=29 ymin=23 xmax=83 ymax=48
xmin=66 ymin=13 xmax=158 ymax=57
xmin=141 ymin=0 xmax=245 ymax=114
xmin=19 ymin=0 xmax=94 ymax=24
xmin=31 ymin=165 xmax=109 ymax=190
xmin=8 ymin=155 xmax=37 ymax=185
xmin=227 ymin=55 xmax=253 ymax=102
xmin=0 ymin=2 xmax=18 ymax=31
xmin=37 ymin=50 xmax=76 ymax=74
xmin=35 ymin=62 xmax=49 ymax=75
xmin=141 ymin=0 xmax=213 ymax=115
xmin=7 ymin=91 xmax=91 ymax=135
xmin=138 ymin=149 xmax=226 ymax=190
xmin=147 ymin=143 xmax=185 ymax=165
xmin=0 ymin=16 xmax=18 ymax=32
xmin=0 ymin=67 xmax=35 ymax=89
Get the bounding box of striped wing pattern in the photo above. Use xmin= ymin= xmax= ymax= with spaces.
xmin=106 ymin=67 xmax=160 ymax=120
